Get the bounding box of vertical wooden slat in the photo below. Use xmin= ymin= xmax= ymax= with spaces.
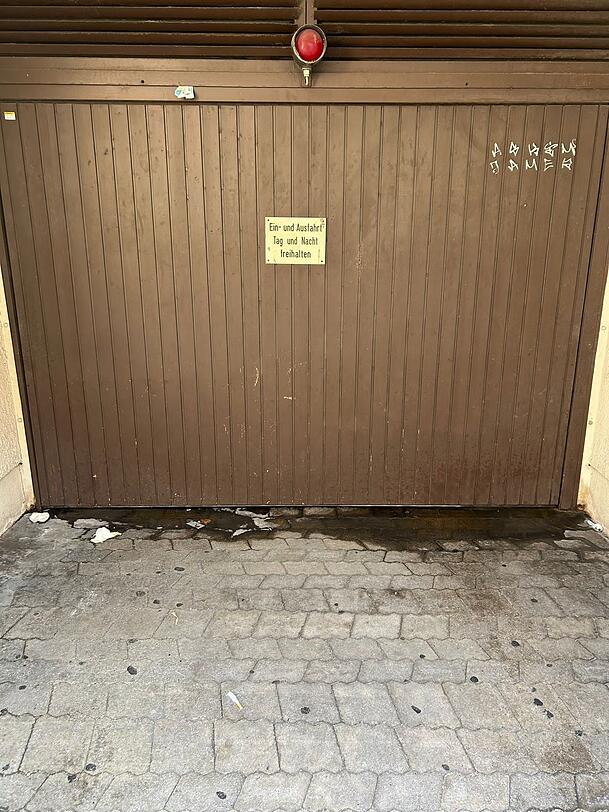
xmin=165 ymin=105 xmax=202 ymax=505
xmin=475 ymin=105 xmax=527 ymax=504
xmin=415 ymin=105 xmax=453 ymax=502
xmin=183 ymin=104 xmax=218 ymax=503
xmin=429 ymin=105 xmax=471 ymax=505
xmin=399 ymin=105 xmax=435 ymax=502
xmin=127 ymin=104 xmax=171 ymax=504
xmin=237 ymin=105 xmax=264 ymax=504
xmin=369 ymin=104 xmax=400 ymax=503
xmin=353 ymin=105 xmax=381 ymax=502
xmin=459 ymin=105 xmax=508 ymax=504
xmin=308 ymin=104 xmax=328 ymax=504
xmin=291 ymin=104 xmax=311 ymax=504
xmin=255 ymin=105 xmax=279 ymax=504
xmin=338 ymin=105 xmax=364 ymax=503
xmin=322 ymin=105 xmax=346 ymax=504
xmin=91 ymin=104 xmax=140 ymax=505
xmin=109 ymin=104 xmax=157 ymax=503
xmin=35 ymin=104 xmax=93 ymax=505
xmin=444 ymin=106 xmax=489 ymax=505
xmin=273 ymin=104 xmax=295 ymax=504
xmin=201 ymin=105 xmax=233 ymax=502
xmin=383 ymin=106 xmax=416 ymax=504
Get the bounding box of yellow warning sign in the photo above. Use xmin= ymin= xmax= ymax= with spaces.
xmin=265 ymin=217 xmax=326 ymax=265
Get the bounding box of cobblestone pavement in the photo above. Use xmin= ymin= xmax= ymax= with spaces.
xmin=1 ymin=508 xmax=609 ymax=811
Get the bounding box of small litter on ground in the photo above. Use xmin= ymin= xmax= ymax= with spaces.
xmin=91 ymin=526 xmax=121 ymax=545
xmin=29 ymin=512 xmax=50 ymax=524
xmin=186 ymin=519 xmax=210 ymax=530
xmin=226 ymin=691 xmax=243 ymax=710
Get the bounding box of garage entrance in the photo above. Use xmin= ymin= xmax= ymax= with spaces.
xmin=0 ymin=98 xmax=608 ymax=507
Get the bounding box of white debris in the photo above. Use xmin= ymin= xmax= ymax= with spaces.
xmin=253 ymin=517 xmax=275 ymax=531
xmin=586 ymin=518 xmax=604 ymax=533
xmin=232 ymin=527 xmax=251 ymax=538
xmin=73 ymin=518 xmax=108 ymax=530
xmin=226 ymin=691 xmax=243 ymax=710
xmin=186 ymin=520 xmax=208 ymax=530
xmin=235 ymin=508 xmax=270 ymax=519
xmin=29 ymin=512 xmax=50 ymax=524
xmin=91 ymin=526 xmax=121 ymax=545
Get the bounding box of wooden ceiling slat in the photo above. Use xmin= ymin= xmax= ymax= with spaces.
xmin=0 ymin=6 xmax=297 ymax=19
xmin=0 ymin=20 xmax=294 ymax=32
xmin=2 ymin=0 xmax=608 ymax=58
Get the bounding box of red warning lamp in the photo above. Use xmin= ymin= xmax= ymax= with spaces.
xmin=291 ymin=24 xmax=327 ymax=87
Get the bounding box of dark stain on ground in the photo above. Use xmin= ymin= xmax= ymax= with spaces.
xmin=46 ymin=506 xmax=590 ymax=552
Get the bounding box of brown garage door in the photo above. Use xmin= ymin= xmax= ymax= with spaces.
xmin=0 ymin=101 xmax=606 ymax=507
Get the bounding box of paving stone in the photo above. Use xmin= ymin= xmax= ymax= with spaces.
xmin=0 ymin=681 xmax=50 ymax=716
xmin=351 ymin=613 xmax=401 ymax=639
xmin=509 ymin=771 xmax=577 ymax=809
xmin=155 ymin=608 xmax=214 ymax=638
xmin=458 ymin=729 xmax=537 ymax=774
xmin=303 ymin=612 xmax=354 ymax=638
xmin=498 ymin=683 xmax=576 ymax=730
xmin=331 ymin=638 xmax=384 ymax=660
xmin=397 ymin=726 xmax=472 ymax=772
xmin=576 ymin=772 xmax=609 ymax=809
xmin=374 ymin=772 xmax=443 ymax=811
xmin=399 ymin=614 xmax=449 ymax=639
xmin=412 ymin=658 xmax=466 ymax=682
xmin=193 ymin=657 xmax=255 ymax=683
xmin=27 ymin=772 xmax=113 ymax=812
xmin=335 ymin=723 xmax=408 ymax=773
xmin=304 ymin=659 xmax=361 ymax=683
xmin=554 ymin=683 xmax=609 ymax=731
xmin=214 ymin=719 xmax=279 ymax=773
xmin=278 ymin=681 xmax=340 ymax=723
xmin=281 ymin=589 xmax=329 ymax=612
xmin=249 ymin=658 xmax=307 ymax=683
xmin=236 ymin=771 xmax=310 ymax=811
xmin=333 ymin=682 xmax=399 ymax=724
xmin=96 ymin=772 xmax=178 ymax=812
xmin=278 ymin=638 xmax=333 ymax=660
xmin=276 ymin=721 xmax=342 ymax=773
xmin=547 ymin=615 xmax=596 ymax=638
xmin=444 ymin=683 xmax=520 ymax=730
xmin=525 ymin=730 xmax=596 ymax=773
xmin=228 ymin=637 xmax=282 ymax=660
xmin=151 ymin=719 xmax=214 ymax=773
xmin=204 ymin=610 xmax=260 ymax=639
xmin=254 ymin=610 xmax=306 ymax=638
xmin=379 ymin=638 xmax=437 ymax=660
xmin=430 ymin=637 xmax=490 ymax=660
xmin=221 ymin=682 xmax=282 ymax=721
xmin=22 ymin=716 xmax=92 ymax=774
xmin=167 ymin=773 xmax=243 ymax=812
xmin=106 ymin=682 xmax=165 ymax=719
xmin=164 ymin=683 xmax=222 ymax=720
xmin=389 ymin=682 xmax=460 ymax=728
xmin=86 ymin=718 xmax=153 ymax=774
xmin=0 ymin=714 xmax=34 ymax=774
xmin=358 ymin=658 xmax=413 ymax=682
xmin=441 ymin=772 xmax=510 ymax=811
xmin=0 ymin=771 xmax=45 ymax=812
xmin=304 ymin=770 xmax=376 ymax=811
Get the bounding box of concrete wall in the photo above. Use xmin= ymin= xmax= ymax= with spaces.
xmin=0 ymin=268 xmax=33 ymax=533
xmin=580 ymin=275 xmax=609 ymax=528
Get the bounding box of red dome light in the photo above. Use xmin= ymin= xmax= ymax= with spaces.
xmin=294 ymin=26 xmax=325 ymax=63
